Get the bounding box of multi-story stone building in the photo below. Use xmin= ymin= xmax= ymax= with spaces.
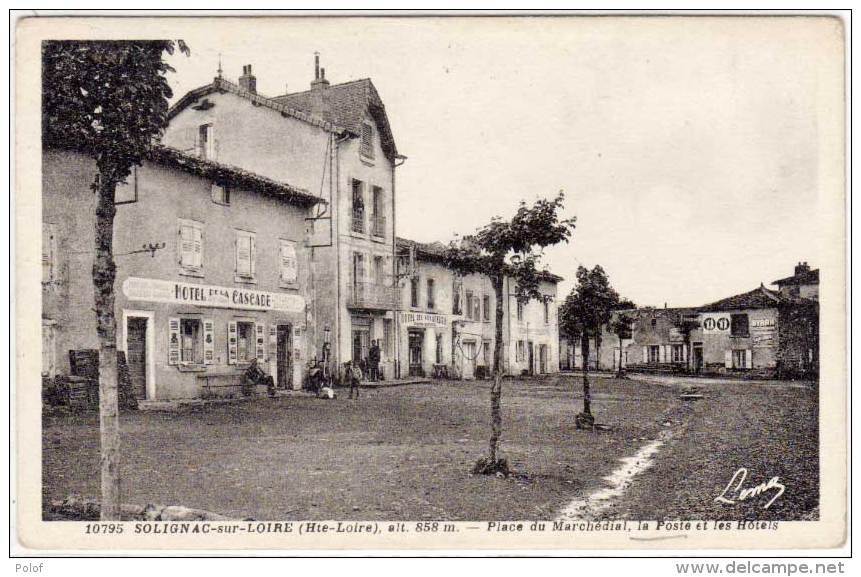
xmin=503 ymin=275 xmax=561 ymax=376
xmin=42 ymin=146 xmax=321 ymax=399
xmin=164 ymin=59 xmax=404 ymax=380
xmin=394 ymin=238 xmax=497 ymax=379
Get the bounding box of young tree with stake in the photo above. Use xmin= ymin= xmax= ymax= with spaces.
xmin=445 ymin=193 xmax=575 ymax=474
xmin=42 ymin=40 xmax=188 ymax=519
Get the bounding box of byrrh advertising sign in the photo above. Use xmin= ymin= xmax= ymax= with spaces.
xmin=122 ymin=277 xmax=305 ymax=314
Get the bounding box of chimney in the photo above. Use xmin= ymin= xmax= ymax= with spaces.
xmin=311 ymin=53 xmax=330 ymax=91
xmin=795 ymin=261 xmax=811 ymax=276
xmin=239 ymin=64 xmax=257 ymax=94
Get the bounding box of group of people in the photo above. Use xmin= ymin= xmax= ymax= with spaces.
xmin=245 ymin=340 xmax=386 ymax=401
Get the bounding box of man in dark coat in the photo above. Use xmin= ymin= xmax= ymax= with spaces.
xmin=368 ymin=340 xmax=381 ymax=381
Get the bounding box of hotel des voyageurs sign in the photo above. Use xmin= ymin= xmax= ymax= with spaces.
xmin=122 ymin=277 xmax=305 ymax=314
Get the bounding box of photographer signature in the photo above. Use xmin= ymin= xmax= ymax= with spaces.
xmin=714 ymin=467 xmax=785 ymax=509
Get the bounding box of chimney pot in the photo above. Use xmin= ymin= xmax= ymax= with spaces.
xmin=239 ymin=64 xmax=257 ymax=94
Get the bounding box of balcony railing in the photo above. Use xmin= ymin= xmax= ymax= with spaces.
xmin=371 ymin=214 xmax=386 ymax=237
xmin=349 ymin=281 xmax=398 ymax=310
xmin=351 ymin=211 xmax=365 ymax=234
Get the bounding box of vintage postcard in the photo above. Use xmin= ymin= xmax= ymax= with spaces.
xmin=13 ymin=13 xmax=848 ymax=553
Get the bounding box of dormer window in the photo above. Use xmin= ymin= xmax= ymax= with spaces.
xmin=360 ymin=121 xmax=375 ymax=160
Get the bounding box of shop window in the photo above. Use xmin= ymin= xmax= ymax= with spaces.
xmin=234 ymin=230 xmax=256 ymax=281
xmin=730 ymin=313 xmax=749 ymax=337
xmin=671 ymin=344 xmax=684 ymax=363
xmin=360 ymin=121 xmax=375 ymax=160
xmin=178 ymin=219 xmax=204 ymax=274
xmin=483 ymin=295 xmax=491 ymax=321
xmin=427 ymin=278 xmax=435 ymax=310
xmin=211 ymin=182 xmax=230 ymax=205
xmin=42 ymin=223 xmax=56 ymax=283
xmin=280 ymin=240 xmax=298 ymax=285
xmin=410 ymin=276 xmax=420 ymax=308
xmin=648 ymin=345 xmax=660 ymax=364
xmin=236 ymin=321 xmax=255 ymax=363
xmin=180 ymin=318 xmax=203 ymax=364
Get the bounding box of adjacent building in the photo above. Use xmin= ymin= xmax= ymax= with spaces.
xmin=560 ymin=266 xmax=819 ymax=379
xmin=163 ymin=59 xmax=403 ymax=382
xmin=42 ymin=146 xmax=322 ymax=399
xmin=43 ymin=58 xmax=565 ymax=397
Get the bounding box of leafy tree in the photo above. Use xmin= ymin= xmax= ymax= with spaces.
xmin=42 ymin=40 xmax=188 ymax=519
xmin=445 ymin=193 xmax=575 ymax=473
xmin=608 ymin=306 xmax=635 ymax=377
xmin=558 ymin=265 xmax=622 ymax=428
xmin=676 ymin=317 xmax=701 ymax=372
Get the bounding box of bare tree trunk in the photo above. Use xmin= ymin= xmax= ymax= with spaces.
xmin=581 ymin=332 xmax=591 ymax=415
xmin=489 ymin=275 xmax=505 ymax=464
xmin=93 ymin=174 xmax=120 ymax=520
xmin=617 ymin=335 xmax=624 ymax=377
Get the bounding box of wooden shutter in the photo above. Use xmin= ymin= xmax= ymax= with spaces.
xmin=642 ymin=346 xmax=648 ymax=363
xmin=745 ymin=349 xmax=752 ymax=369
xmin=168 ymin=318 xmax=181 ymax=365
xmin=280 ymin=241 xmax=297 ymax=284
xmin=203 ymin=319 xmax=215 ymax=365
xmin=255 ymin=323 xmax=266 ymax=361
xmin=227 ymin=321 xmax=238 ymax=365
xmin=724 ymin=350 xmax=733 ymax=369
xmin=682 ymin=345 xmax=688 ymax=362
xmin=249 ymin=235 xmax=256 ymax=276
xmin=179 ymin=224 xmax=193 ymax=266
xmin=236 ymin=234 xmax=251 ymax=276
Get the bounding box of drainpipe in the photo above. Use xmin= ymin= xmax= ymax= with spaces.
xmin=333 ymin=132 xmax=349 ymax=376
xmin=392 ymin=153 xmax=407 ymax=378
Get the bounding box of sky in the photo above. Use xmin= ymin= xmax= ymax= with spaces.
xmin=162 ymin=16 xmax=839 ymax=307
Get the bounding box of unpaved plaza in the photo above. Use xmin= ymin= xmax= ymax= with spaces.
xmin=43 ymin=376 xmax=817 ymax=521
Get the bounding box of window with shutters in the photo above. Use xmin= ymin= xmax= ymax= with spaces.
xmin=671 ymin=344 xmax=684 ymax=363
xmin=236 ymin=321 xmax=255 ymax=363
xmin=730 ymin=313 xmax=749 ymax=337
xmin=473 ymin=296 xmax=481 ymax=321
xmin=410 ymin=276 xmax=420 ymax=308
xmin=114 ymin=167 xmax=138 ymax=204
xmin=732 ymin=349 xmax=748 ymax=369
xmin=180 ymin=318 xmax=203 ymax=364
xmin=465 ymin=291 xmax=474 ymax=320
xmin=280 ymin=239 xmax=298 ymax=286
xmin=483 ymin=295 xmax=491 ymax=322
xmin=198 ymin=123 xmax=215 ymax=159
xmin=427 ymin=278 xmax=435 ymax=310
xmin=452 ymin=278 xmax=463 ymax=315
xmin=516 ymin=340 xmax=525 ymax=362
xmin=360 ymin=121 xmax=375 ymax=160
xmin=211 ymin=182 xmax=230 ymax=205
xmin=234 ymin=230 xmax=256 ymax=282
xmin=351 ymin=179 xmax=365 ymax=233
xmin=648 ymin=345 xmax=660 ymax=364
xmin=516 ymin=300 xmax=524 ymax=322
xmin=178 ymin=219 xmax=204 ymax=275
xmin=42 ymin=223 xmax=56 ymax=283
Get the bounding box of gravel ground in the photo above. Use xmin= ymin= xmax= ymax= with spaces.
xmin=43 ymin=376 xmax=676 ymax=521
xmin=595 ymin=378 xmax=819 ymax=521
